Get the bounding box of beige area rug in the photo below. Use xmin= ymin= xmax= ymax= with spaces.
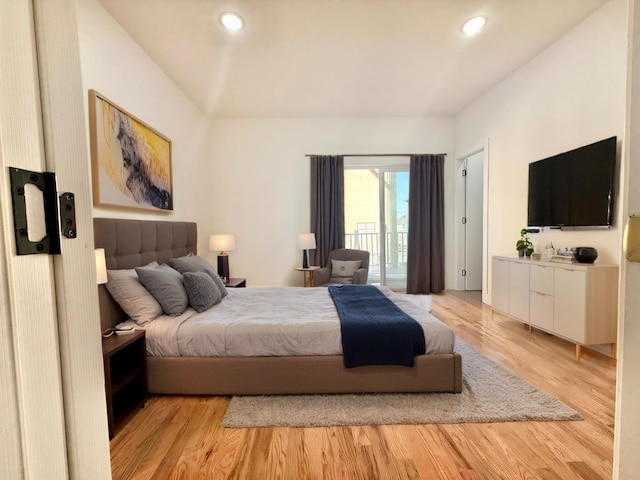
xmin=222 ymin=340 xmax=583 ymax=428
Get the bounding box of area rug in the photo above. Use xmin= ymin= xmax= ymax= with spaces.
xmin=222 ymin=340 xmax=583 ymax=428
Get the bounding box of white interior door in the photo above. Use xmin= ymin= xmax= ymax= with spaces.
xmin=1 ymin=2 xmax=69 ymax=477
xmin=0 ymin=1 xmax=111 ymax=478
xmin=463 ymin=151 xmax=484 ymax=291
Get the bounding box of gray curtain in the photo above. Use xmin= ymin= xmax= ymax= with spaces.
xmin=407 ymin=154 xmax=445 ymax=294
xmin=310 ymin=155 xmax=345 ymax=267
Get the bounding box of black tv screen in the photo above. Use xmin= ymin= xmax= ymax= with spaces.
xmin=527 ymin=136 xmax=617 ymax=228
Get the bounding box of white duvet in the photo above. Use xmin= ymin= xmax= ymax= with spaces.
xmin=129 ymin=286 xmax=455 ymax=358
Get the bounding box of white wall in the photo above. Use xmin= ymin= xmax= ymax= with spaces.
xmin=77 ymin=1 xmax=456 ymax=288
xmin=81 ymin=0 xmax=626 ymax=294
xmin=455 ymin=0 xmax=628 ymax=303
xmin=77 ymin=0 xmax=209 ymax=223
xmin=205 ymin=118 xmax=454 ymax=286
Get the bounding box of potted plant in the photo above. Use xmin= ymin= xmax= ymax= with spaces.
xmin=516 ymin=228 xmax=534 ymax=257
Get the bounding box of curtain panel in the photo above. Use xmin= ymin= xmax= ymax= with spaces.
xmin=407 ymin=154 xmax=445 ymax=294
xmin=310 ymin=155 xmax=345 ymax=267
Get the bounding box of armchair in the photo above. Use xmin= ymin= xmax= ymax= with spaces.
xmin=313 ymin=249 xmax=370 ymax=287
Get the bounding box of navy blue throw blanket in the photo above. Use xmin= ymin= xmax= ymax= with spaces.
xmin=328 ymin=285 xmax=426 ymax=368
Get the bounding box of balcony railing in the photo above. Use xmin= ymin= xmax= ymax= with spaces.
xmin=344 ymin=231 xmax=408 ymax=267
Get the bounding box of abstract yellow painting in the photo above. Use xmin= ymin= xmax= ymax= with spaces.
xmin=89 ymin=90 xmax=173 ymax=211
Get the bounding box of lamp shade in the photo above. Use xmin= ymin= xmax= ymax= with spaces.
xmin=298 ymin=233 xmax=316 ymax=250
xmin=209 ymin=234 xmax=236 ymax=252
xmin=95 ymin=248 xmax=107 ymax=285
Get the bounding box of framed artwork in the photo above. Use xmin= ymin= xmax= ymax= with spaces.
xmin=89 ymin=90 xmax=173 ymax=211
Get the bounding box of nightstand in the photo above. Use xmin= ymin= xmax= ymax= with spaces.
xmin=225 ymin=278 xmax=246 ymax=288
xmin=102 ymin=330 xmax=147 ymax=439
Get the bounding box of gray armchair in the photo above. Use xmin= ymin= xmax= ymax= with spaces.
xmin=313 ymin=249 xmax=370 ymax=287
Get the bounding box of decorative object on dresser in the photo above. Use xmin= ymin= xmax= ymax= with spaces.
xmin=492 ymin=256 xmax=618 ymax=360
xmin=102 ymin=330 xmax=147 ymax=439
xmin=88 ymin=90 xmax=173 ymax=212
xmin=573 ymin=246 xmax=598 ymax=263
xmin=515 ymin=228 xmax=535 ymax=257
xmin=297 ymin=233 xmax=316 ymax=269
xmin=209 ymin=234 xmax=235 ymax=281
xmin=550 ymin=252 xmax=577 ymax=264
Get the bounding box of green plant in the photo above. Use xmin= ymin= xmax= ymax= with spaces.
xmin=516 ymin=228 xmax=534 ymax=256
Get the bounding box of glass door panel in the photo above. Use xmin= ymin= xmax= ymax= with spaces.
xmin=344 ymin=169 xmax=380 ymax=283
xmin=383 ymin=170 xmax=409 ymax=290
xmin=344 ymin=167 xmax=408 ymax=289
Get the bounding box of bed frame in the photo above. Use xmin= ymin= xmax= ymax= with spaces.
xmin=94 ymin=218 xmax=462 ymax=395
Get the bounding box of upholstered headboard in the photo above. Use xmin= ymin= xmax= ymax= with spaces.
xmin=93 ymin=218 xmax=198 ymax=331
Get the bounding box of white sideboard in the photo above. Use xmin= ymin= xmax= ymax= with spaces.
xmin=491 ymin=256 xmax=618 ymax=360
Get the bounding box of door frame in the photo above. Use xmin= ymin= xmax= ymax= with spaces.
xmin=454 ymin=143 xmax=490 ymax=301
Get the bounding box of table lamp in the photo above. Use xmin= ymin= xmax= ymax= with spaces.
xmin=298 ymin=233 xmax=316 ymax=269
xmin=95 ymin=248 xmax=107 ymax=285
xmin=209 ymin=234 xmax=235 ymax=281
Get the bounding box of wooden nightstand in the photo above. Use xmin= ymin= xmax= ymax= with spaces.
xmin=225 ymin=278 xmax=246 ymax=288
xmin=102 ymin=330 xmax=147 ymax=439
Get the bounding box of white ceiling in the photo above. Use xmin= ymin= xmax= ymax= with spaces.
xmin=97 ymin=0 xmax=608 ymax=118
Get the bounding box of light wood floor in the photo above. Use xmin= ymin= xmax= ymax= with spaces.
xmin=110 ymin=291 xmax=616 ymax=479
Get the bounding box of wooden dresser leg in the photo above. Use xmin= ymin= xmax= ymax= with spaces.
xmin=575 ymin=344 xmax=582 ymax=361
xmin=611 ymin=343 xmax=617 ymax=360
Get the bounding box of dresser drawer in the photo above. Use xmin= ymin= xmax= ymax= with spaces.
xmin=530 ymin=264 xmax=554 ymax=295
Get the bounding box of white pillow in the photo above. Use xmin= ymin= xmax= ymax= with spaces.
xmin=331 ymin=259 xmax=362 ymax=278
xmin=105 ymin=262 xmax=162 ymax=325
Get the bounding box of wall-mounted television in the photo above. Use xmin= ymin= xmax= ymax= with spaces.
xmin=527 ymin=136 xmax=617 ymax=229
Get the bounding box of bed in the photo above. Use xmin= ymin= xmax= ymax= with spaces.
xmin=94 ymin=218 xmax=462 ymax=395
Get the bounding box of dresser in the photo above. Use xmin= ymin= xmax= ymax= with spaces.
xmin=491 ymin=256 xmax=618 ymax=360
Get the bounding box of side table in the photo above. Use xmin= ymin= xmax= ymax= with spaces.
xmin=294 ymin=266 xmax=320 ymax=287
xmin=102 ymin=330 xmax=147 ymax=439
xmin=225 ymin=278 xmax=246 ymax=288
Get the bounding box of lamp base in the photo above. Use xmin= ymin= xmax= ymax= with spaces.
xmin=217 ymin=254 xmax=230 ymax=282
xmin=302 ymin=250 xmax=309 ymax=269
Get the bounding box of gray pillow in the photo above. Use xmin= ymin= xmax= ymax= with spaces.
xmin=168 ymin=254 xmax=228 ymax=298
xmin=331 ymin=259 xmax=362 ymax=278
xmin=135 ymin=264 xmax=188 ymax=316
xmin=105 ymin=261 xmax=162 ymax=325
xmin=183 ymin=271 xmax=222 ymax=313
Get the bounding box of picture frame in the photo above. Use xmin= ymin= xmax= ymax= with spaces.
xmin=88 ymin=89 xmax=173 ymax=211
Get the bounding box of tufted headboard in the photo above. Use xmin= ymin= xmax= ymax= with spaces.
xmin=93 ymin=218 xmax=198 ymax=331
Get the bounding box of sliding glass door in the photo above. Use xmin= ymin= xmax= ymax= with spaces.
xmin=344 ymin=161 xmax=409 ymax=290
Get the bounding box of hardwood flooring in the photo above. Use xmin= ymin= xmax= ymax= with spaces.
xmin=110 ymin=291 xmax=616 ymax=479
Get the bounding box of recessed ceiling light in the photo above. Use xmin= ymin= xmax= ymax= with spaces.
xmin=461 ymin=16 xmax=487 ymax=36
xmin=220 ymin=12 xmax=244 ymax=31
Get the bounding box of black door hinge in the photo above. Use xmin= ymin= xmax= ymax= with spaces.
xmin=9 ymin=167 xmax=76 ymax=255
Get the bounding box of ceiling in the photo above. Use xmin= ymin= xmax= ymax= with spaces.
xmin=97 ymin=0 xmax=609 ymax=118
